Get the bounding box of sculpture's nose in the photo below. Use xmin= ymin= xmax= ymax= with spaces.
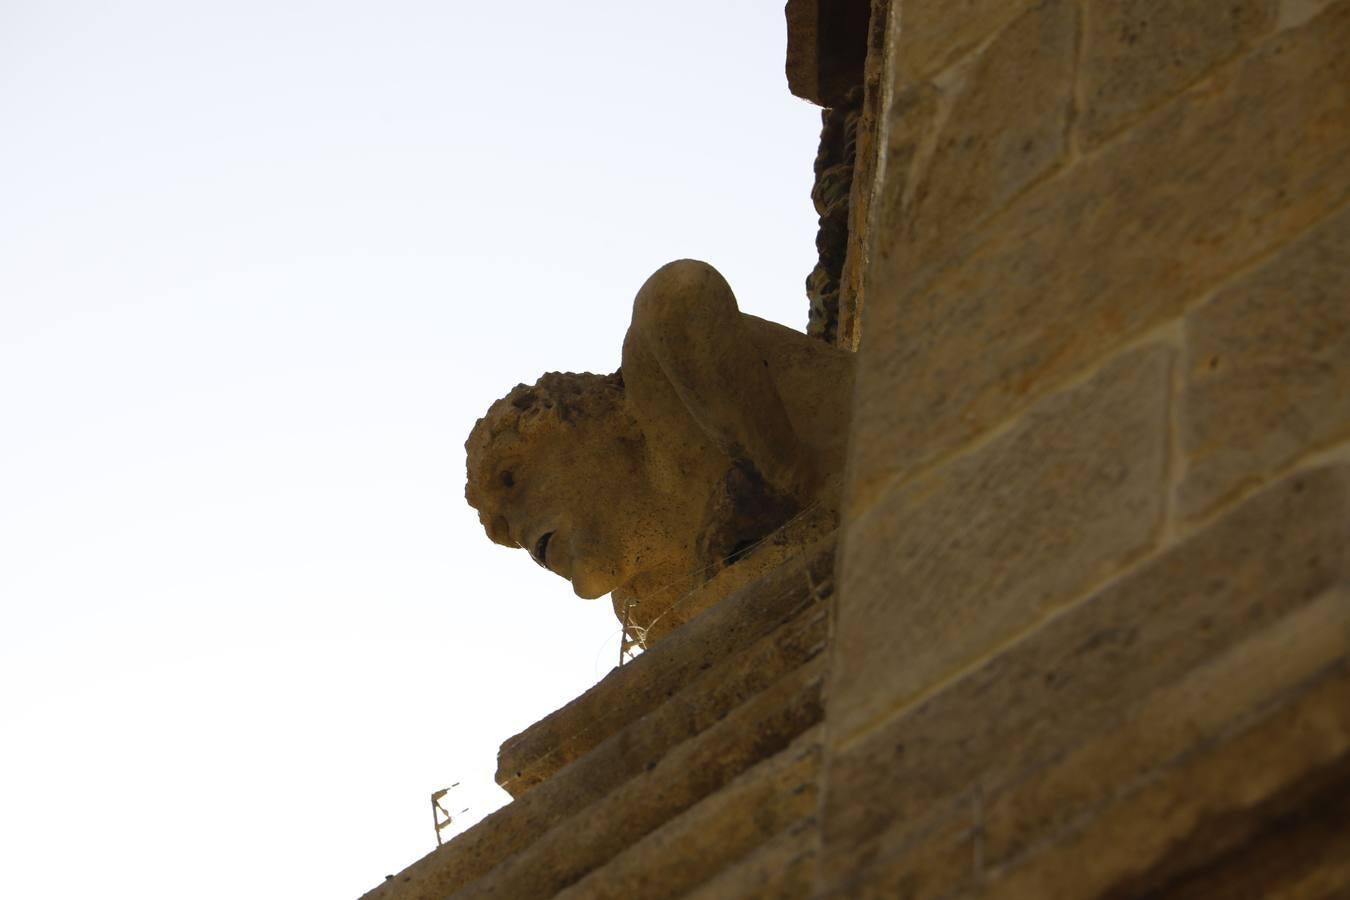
xmin=532 ymin=531 xmax=555 ymax=569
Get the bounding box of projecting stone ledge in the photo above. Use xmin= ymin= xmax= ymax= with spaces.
xmin=785 ymin=0 xmax=872 ymax=107
xmin=363 ymin=536 xmax=834 ymax=900
xmin=498 ymin=532 xmax=834 ymax=798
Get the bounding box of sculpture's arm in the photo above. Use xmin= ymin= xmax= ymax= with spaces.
xmin=622 ymin=259 xmax=815 ymax=501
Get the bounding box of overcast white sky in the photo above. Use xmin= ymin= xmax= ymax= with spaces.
xmin=0 ymin=2 xmax=820 ymax=896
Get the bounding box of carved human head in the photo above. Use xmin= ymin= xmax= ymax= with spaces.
xmin=465 ymin=371 xmax=677 ymax=599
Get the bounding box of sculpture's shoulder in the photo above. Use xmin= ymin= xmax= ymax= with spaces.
xmin=741 ymin=313 xmax=855 ymax=457
xmin=629 ymin=259 xmax=736 ymax=330
xmin=741 ymin=311 xmax=855 ymax=372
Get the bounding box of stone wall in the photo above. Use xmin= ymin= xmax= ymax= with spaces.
xmin=823 ymin=0 xmax=1350 ymax=895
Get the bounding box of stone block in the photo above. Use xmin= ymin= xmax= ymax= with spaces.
xmin=821 ymin=464 xmax=1350 ymax=886
xmin=832 ymin=343 xmax=1171 ymax=743
xmin=554 ymin=728 xmax=821 ymax=900
xmin=893 ymin=0 xmax=1036 ymax=84
xmin=876 ymin=0 xmax=1075 ymax=270
xmin=850 ymin=3 xmax=1350 ymax=506
xmin=1179 ymin=205 xmax=1350 ymax=520
xmin=819 ymin=796 xmax=977 ymax=899
xmin=984 ymin=585 xmax=1350 ymax=868
xmin=683 ymin=817 xmax=818 ymax=900
xmin=1279 ymin=0 xmax=1343 ymax=29
xmin=1078 ymin=0 xmax=1275 ymax=148
xmin=979 ymin=664 xmax=1350 ymax=899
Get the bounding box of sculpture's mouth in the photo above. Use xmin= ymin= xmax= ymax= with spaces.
xmin=532 ymin=531 xmax=555 ymax=570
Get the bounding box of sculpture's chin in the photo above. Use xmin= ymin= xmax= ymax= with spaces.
xmin=570 ymin=568 xmax=615 ymax=600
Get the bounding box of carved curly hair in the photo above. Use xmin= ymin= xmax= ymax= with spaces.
xmin=464 ymin=370 xmax=625 ymax=546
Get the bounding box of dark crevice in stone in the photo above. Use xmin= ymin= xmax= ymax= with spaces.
xmin=806 ymin=87 xmax=863 ymax=344
xmin=1104 ymin=747 xmax=1350 ymax=899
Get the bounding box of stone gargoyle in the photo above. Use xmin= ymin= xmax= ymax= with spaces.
xmin=465 ymin=259 xmax=854 ymax=646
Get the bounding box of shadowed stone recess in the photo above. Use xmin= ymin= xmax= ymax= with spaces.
xmin=785 ymin=0 xmax=871 ymax=106
xmin=806 ymin=89 xmax=862 ymax=344
xmin=833 ymin=0 xmax=892 ymax=350
xmin=1139 ymin=771 xmax=1350 ymax=899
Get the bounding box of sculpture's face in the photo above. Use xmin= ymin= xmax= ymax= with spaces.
xmin=483 ymin=417 xmax=676 ymax=600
